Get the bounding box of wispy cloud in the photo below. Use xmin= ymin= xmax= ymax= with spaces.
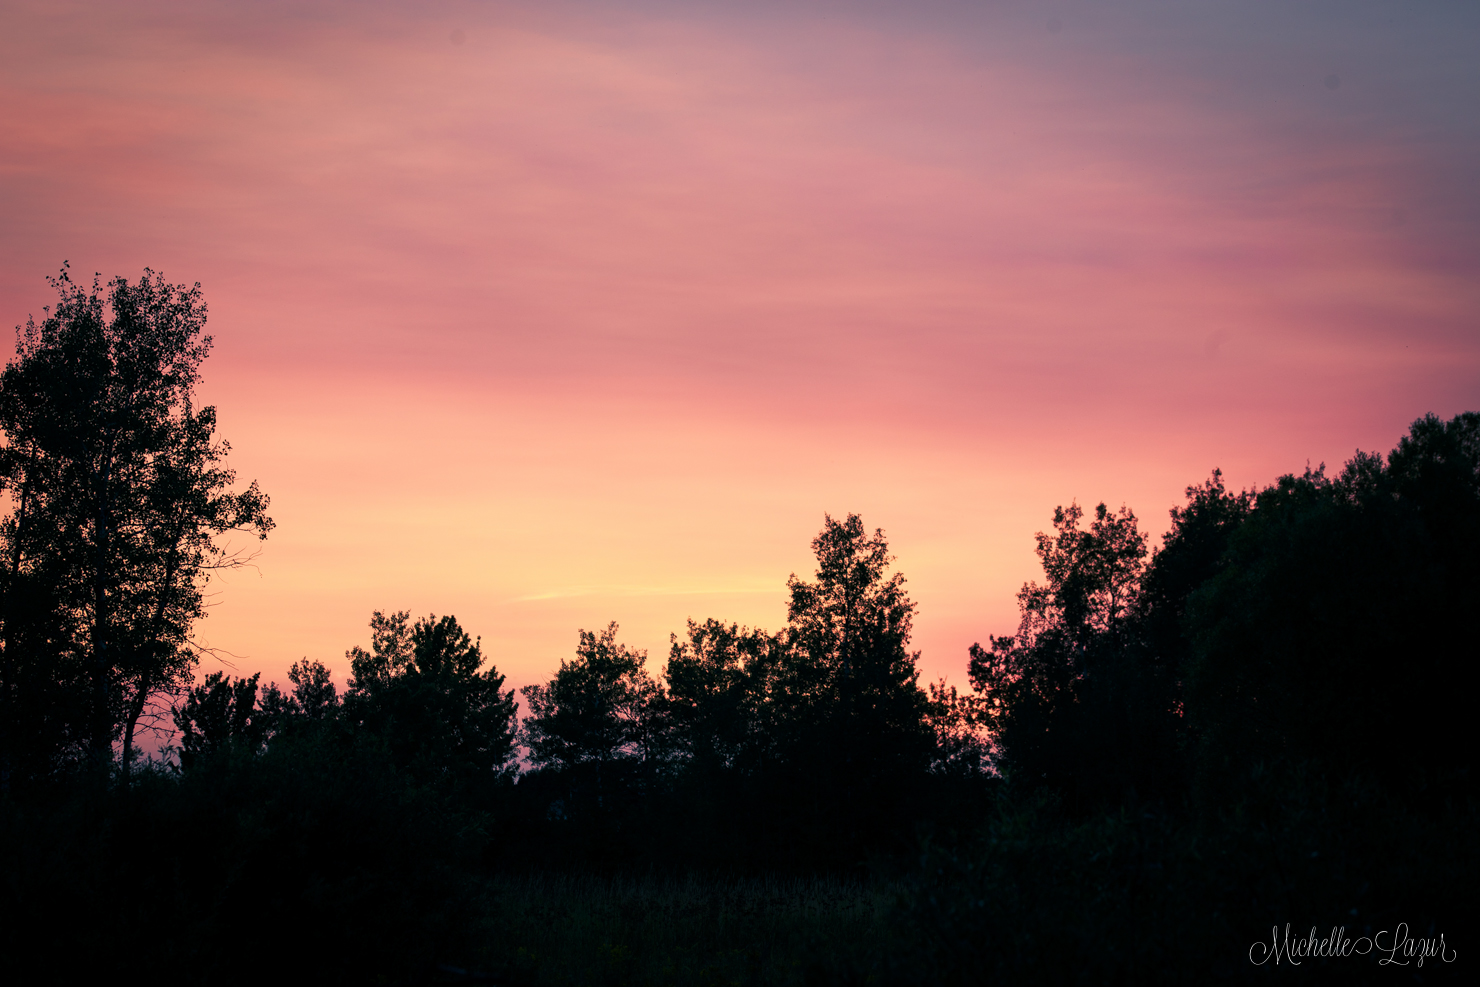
xmin=1 ymin=0 xmax=1474 ymax=688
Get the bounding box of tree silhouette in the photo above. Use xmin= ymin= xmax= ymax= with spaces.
xmin=1187 ymin=412 xmax=1480 ymax=794
xmin=1015 ymin=501 xmax=1147 ymax=649
xmin=766 ymin=514 xmax=933 ymax=856
xmin=968 ymin=502 xmax=1148 ymax=799
xmin=262 ymin=658 xmax=339 ymax=723
xmin=344 ymin=610 xmax=519 ymax=784
xmin=663 ymin=618 xmax=781 ymax=774
xmin=0 ymin=267 xmax=272 ymax=784
xmin=781 ymin=514 xmax=928 ymax=739
xmin=521 ymin=623 xmax=664 ymax=817
xmin=173 ymin=671 xmax=266 ymax=768
xmin=1132 ymin=471 xmax=1252 ymax=691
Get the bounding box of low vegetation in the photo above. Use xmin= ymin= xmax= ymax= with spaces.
xmin=471 ymin=873 xmax=890 ymax=985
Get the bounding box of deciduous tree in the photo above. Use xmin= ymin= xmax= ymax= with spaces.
xmin=173 ymin=671 xmax=266 ymax=768
xmin=0 ymin=266 xmax=272 ymax=784
xmin=345 ymin=610 xmax=519 ymax=783
xmin=521 ymin=622 xmax=664 ymax=808
xmin=780 ymin=513 xmax=931 ymax=766
xmin=968 ymin=501 xmax=1148 ymax=797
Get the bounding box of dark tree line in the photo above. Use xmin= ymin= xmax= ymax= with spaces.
xmin=148 ymin=408 xmax=1479 ymax=889
xmin=155 ymin=512 xmax=955 ymax=871
xmin=510 ymin=514 xmax=946 ymax=868
xmin=896 ymin=413 xmax=1478 ymax=984
xmin=964 ymin=413 xmax=1478 ymax=812
xmin=2 ymin=268 xmax=1473 ymax=982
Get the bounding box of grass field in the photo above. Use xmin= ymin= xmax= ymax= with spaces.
xmin=468 ymin=873 xmax=894 ymax=986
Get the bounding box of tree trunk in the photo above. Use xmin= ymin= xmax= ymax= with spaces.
xmin=91 ymin=441 xmax=115 ymax=774
xmin=121 ymin=536 xmax=181 ymax=783
xmin=119 ymin=669 xmax=151 ymax=784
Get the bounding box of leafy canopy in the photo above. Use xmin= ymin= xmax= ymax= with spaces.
xmin=0 ymin=266 xmax=271 ymax=780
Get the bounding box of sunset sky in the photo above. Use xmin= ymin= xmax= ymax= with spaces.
xmin=2 ymin=0 xmax=1476 ymax=702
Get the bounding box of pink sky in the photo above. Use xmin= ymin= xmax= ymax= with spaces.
xmin=2 ymin=0 xmax=1477 ymax=701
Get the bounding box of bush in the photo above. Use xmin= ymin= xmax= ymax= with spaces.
xmin=889 ymin=767 xmax=1473 ymax=984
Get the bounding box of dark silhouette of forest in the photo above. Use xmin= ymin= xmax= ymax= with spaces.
xmin=1 ymin=270 xmax=1473 ymax=984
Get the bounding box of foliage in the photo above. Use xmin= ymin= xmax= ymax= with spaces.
xmin=521 ymin=622 xmax=664 ymax=780
xmin=345 ymin=610 xmax=520 ymax=786
xmin=1020 ymin=501 xmax=1148 ymax=646
xmin=966 ymin=501 xmax=1150 ymax=803
xmin=968 ymin=411 xmax=1480 ymax=813
xmin=905 ymin=412 xmax=1478 ymax=981
xmin=1186 ymin=412 xmax=1480 ymax=798
xmin=0 ymin=740 xmax=486 ymax=985
xmin=923 ymin=678 xmax=991 ymax=777
xmin=0 ymin=266 xmax=271 ymax=783
xmin=260 ymin=656 xmax=340 ymax=723
xmin=173 ymin=670 xmax=265 ymax=768
xmin=778 ymin=513 xmax=934 ymax=779
xmin=662 ymin=618 xmax=784 ymax=775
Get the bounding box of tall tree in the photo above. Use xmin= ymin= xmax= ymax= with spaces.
xmin=780 ymin=514 xmax=931 ymax=763
xmin=968 ymin=502 xmax=1149 ymax=799
xmin=0 ymin=266 xmax=272 ymax=783
xmin=173 ymin=671 xmax=267 ymax=769
xmin=767 ymin=514 xmax=933 ymax=859
xmin=663 ymin=618 xmax=782 ymax=775
xmin=1133 ymin=471 xmax=1253 ymax=681
xmin=1013 ymin=501 xmax=1148 ymax=651
xmin=344 ymin=610 xmax=519 ymax=784
xmin=521 ymin=622 xmax=664 ymax=808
